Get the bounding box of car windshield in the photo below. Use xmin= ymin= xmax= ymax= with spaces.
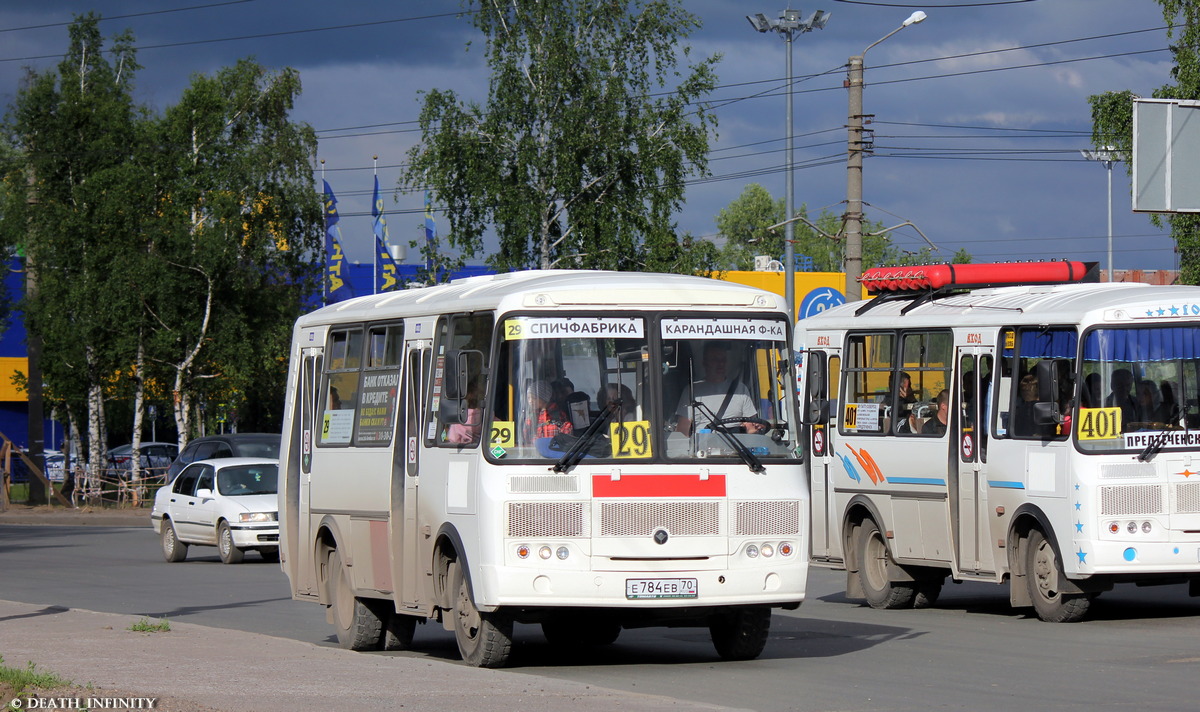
xmin=216 ymin=464 xmax=278 ymax=496
xmin=236 ymin=441 xmax=280 ymax=458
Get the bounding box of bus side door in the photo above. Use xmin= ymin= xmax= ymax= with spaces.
xmin=394 ymin=338 xmax=432 ymax=610
xmin=953 ymin=348 xmax=996 ymax=575
xmin=808 ymin=348 xmax=842 ymax=562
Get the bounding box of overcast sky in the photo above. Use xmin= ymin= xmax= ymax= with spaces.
xmin=0 ymin=0 xmax=1182 ymax=272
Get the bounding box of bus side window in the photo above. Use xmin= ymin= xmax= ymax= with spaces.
xmin=432 ymin=313 xmax=494 ymax=447
xmin=319 ymin=329 xmax=363 ymax=446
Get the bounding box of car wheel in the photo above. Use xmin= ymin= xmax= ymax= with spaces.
xmin=259 ymin=547 xmax=280 ymax=563
xmin=709 ymin=606 xmax=771 ymax=661
xmin=450 ymin=560 xmax=512 ymax=667
xmin=217 ymin=522 xmax=244 ymax=564
xmin=161 ymin=520 xmax=187 ymax=563
xmin=328 ymin=549 xmax=384 ymax=650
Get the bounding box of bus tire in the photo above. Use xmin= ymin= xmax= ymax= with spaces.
xmin=857 ymin=518 xmax=916 ymax=609
xmin=161 ymin=520 xmax=187 ymax=563
xmin=542 ymin=617 xmax=621 ymax=647
xmin=383 ymin=612 xmax=417 ymax=651
xmin=709 ymin=606 xmax=771 ymax=661
xmin=913 ymin=577 xmax=944 ymax=609
xmin=217 ymin=522 xmax=244 ymax=564
xmin=328 ymin=549 xmax=384 ymax=650
xmin=450 ymin=561 xmax=512 ymax=667
xmin=1025 ymin=529 xmax=1091 ymax=623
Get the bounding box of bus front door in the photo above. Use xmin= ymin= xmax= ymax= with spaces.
xmin=294 ymin=348 xmax=322 ymax=597
xmin=953 ymin=349 xmax=996 ymax=576
xmin=809 ymin=349 xmax=841 ymax=562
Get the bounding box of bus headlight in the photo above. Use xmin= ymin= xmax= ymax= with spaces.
xmin=745 ymin=544 xmax=759 ymax=558
xmin=1142 ymin=521 xmax=1153 ymax=534
xmin=760 ymin=543 xmax=775 ymax=558
xmin=539 ymin=546 xmax=553 ymax=560
xmin=556 ymin=546 xmax=570 ymax=560
xmin=1127 ymin=521 xmax=1138 ymax=534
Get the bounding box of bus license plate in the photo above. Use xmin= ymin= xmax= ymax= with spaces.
xmin=625 ymin=578 xmax=698 ymax=599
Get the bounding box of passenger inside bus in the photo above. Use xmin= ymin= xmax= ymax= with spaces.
xmin=892 ymin=370 xmax=920 ymax=433
xmin=674 ymin=342 xmax=764 ymax=436
xmin=1106 ymin=368 xmax=1139 ymax=424
xmin=1012 ymin=373 xmax=1040 ymax=436
xmin=522 ymin=380 xmax=574 ymax=442
xmin=599 ymin=383 xmax=637 ymax=420
xmin=1135 ymin=379 xmax=1169 ymax=424
xmin=1080 ymin=372 xmax=1102 ymax=408
xmin=921 ymin=389 xmax=950 ymax=436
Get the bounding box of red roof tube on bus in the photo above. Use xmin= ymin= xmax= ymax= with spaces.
xmin=860 ymin=260 xmax=1096 ymax=294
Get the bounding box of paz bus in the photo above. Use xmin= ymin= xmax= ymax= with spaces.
xmin=796 ymin=261 xmax=1200 ymax=622
xmin=277 ymin=270 xmax=807 ymax=666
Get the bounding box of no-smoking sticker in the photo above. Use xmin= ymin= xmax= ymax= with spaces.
xmin=961 ymin=433 xmax=974 ymax=460
xmin=812 ymin=428 xmax=825 ymax=455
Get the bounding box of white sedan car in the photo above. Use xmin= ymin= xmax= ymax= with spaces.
xmin=150 ymin=457 xmax=279 ymax=564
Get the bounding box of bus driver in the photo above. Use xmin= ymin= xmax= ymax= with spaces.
xmin=674 ymin=342 xmax=765 ymax=436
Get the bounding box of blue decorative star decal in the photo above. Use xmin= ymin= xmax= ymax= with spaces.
xmin=1171 ymin=305 xmax=1180 ymax=315
xmin=1075 ymin=501 xmax=1082 ymax=510
xmin=1146 ymin=309 xmax=1155 ymax=317
xmin=1158 ymin=308 xmax=1166 ymax=316
xmin=1075 ymin=521 xmax=1083 ymax=533
xmin=1074 ymin=483 xmax=1080 ymax=490
xmin=1077 ymin=548 xmax=1087 ymax=564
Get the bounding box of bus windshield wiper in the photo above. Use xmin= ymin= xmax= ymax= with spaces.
xmin=1137 ymin=405 xmax=1183 ymax=462
xmin=552 ymin=407 xmax=614 ymax=473
xmin=690 ymin=400 xmax=765 ymax=474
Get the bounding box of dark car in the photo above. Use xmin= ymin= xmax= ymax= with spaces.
xmin=165 ymin=433 xmax=281 ymax=483
xmin=107 ymin=442 xmax=179 ymax=480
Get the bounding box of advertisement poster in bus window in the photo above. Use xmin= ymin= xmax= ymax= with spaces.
xmin=355 ymin=371 xmax=400 ymax=443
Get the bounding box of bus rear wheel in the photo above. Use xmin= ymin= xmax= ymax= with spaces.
xmin=450 ymin=561 xmax=512 ymax=667
xmin=328 ymin=549 xmax=384 ymax=650
xmin=857 ymin=519 xmax=917 ymax=609
xmin=1025 ymin=529 xmax=1091 ymax=623
xmin=709 ymin=606 xmax=771 ymax=661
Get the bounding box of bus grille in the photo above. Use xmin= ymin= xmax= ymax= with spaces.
xmin=507 ymin=502 xmax=587 ymax=537
xmin=734 ymin=500 xmax=801 ymax=536
xmin=508 ymin=474 xmax=579 ymax=494
xmin=599 ymin=501 xmax=720 ymax=537
xmin=1176 ymin=482 xmax=1200 ymax=514
xmin=1100 ymin=484 xmax=1164 ymax=516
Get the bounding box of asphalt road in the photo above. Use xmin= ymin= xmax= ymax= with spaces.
xmin=3 ymin=521 xmax=1200 ymax=711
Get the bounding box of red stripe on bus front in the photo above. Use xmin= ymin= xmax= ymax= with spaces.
xmin=592 ymin=474 xmax=727 ymax=497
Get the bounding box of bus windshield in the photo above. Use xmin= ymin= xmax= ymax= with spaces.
xmin=485 ymin=313 xmax=799 ymax=465
xmin=1076 ymin=325 xmax=1200 ymax=453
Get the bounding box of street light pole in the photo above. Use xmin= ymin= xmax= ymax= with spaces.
xmin=1080 ymin=147 xmax=1119 ymax=282
xmin=747 ymin=8 xmax=830 ymax=319
xmin=845 ymin=11 xmax=926 ymax=302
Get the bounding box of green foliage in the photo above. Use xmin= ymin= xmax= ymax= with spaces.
xmin=128 ymin=617 xmax=170 ymax=633
xmin=0 ymin=16 xmax=322 ymax=448
xmin=1089 ymin=2 xmax=1200 ymax=283
xmin=403 ymin=0 xmax=720 ymax=272
xmin=0 ymin=656 xmax=70 ymax=696
xmin=713 ymin=184 xmax=967 ymax=272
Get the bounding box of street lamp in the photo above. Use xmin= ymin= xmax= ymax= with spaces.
xmin=845 ymin=10 xmax=926 ymax=302
xmin=747 ymin=8 xmax=831 ymax=319
xmin=1080 ymin=146 xmax=1121 ymax=282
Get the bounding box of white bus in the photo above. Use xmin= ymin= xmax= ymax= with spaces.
xmin=797 ymin=261 xmax=1200 ymax=622
xmin=278 ymin=270 xmax=807 ymax=666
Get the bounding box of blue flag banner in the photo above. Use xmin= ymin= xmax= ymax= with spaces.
xmin=424 ymin=190 xmax=437 ymax=273
xmin=375 ymin=235 xmax=397 ymax=293
xmin=373 ymin=176 xmax=398 ymax=293
xmin=323 ymin=180 xmax=352 ymax=303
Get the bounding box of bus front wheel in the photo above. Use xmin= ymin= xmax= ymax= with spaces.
xmin=857 ymin=519 xmax=917 ymax=609
xmin=1025 ymin=529 xmax=1091 ymax=623
xmin=449 ymin=560 xmax=512 ymax=667
xmin=709 ymin=606 xmax=771 ymax=661
xmin=328 ymin=549 xmax=384 ymax=650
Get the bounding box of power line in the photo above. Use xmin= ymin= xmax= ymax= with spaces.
xmin=0 ymin=1 xmax=256 ymax=34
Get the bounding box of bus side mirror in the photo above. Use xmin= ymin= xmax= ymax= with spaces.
xmin=1034 ymin=358 xmax=1060 ymax=404
xmin=801 ymin=350 xmax=829 ymax=425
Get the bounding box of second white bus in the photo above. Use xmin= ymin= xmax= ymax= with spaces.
xmin=797 ymin=261 xmax=1200 ymax=622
